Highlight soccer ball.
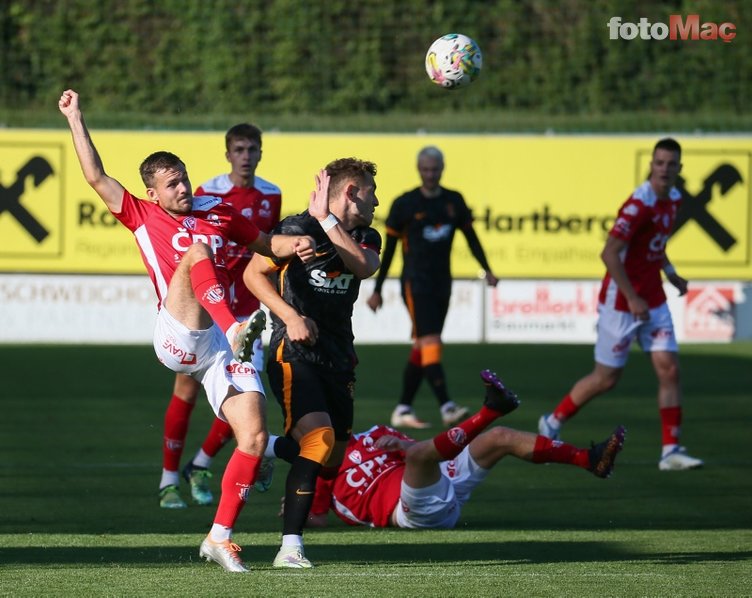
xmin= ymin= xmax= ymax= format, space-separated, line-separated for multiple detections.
xmin=425 ymin=33 xmax=482 ymax=89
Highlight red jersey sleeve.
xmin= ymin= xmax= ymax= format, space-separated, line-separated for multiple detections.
xmin=227 ymin=205 xmax=261 ymax=246
xmin=609 ymin=197 xmax=650 ymax=243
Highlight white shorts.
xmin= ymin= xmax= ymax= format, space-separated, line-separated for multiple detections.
xmin=594 ymin=302 xmax=678 ymax=368
xmin=153 ymin=307 xmax=264 ymax=419
xmin=394 ymin=447 xmax=489 ymax=529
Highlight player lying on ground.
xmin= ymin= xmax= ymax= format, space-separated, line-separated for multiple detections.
xmin=299 ymin=370 xmax=625 ymax=529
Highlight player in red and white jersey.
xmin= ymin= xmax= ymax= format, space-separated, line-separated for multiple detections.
xmin=163 ymin=124 xmax=283 ymax=511
xmin=305 ymin=370 xmax=625 ymax=530
xmin=59 ymin=90 xmax=314 ymax=573
xmin=538 ymin=138 xmax=703 ymax=472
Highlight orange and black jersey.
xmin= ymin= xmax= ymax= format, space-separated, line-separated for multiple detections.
xmin=381 ymin=187 xmax=474 ymax=292
xmin=267 ymin=210 xmax=382 ymax=371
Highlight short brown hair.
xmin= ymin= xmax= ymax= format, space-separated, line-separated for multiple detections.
xmin=225 ymin=123 xmax=263 ymax=150
xmin=139 ymin=151 xmax=186 ymax=187
xmin=325 ymin=157 xmax=377 ymax=199
xmin=653 ymin=137 xmax=681 ymax=157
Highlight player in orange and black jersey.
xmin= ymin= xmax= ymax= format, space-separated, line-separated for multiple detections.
xmin=244 ymin=158 xmax=381 ymax=569
xmin=367 ymin=146 xmax=498 ymax=430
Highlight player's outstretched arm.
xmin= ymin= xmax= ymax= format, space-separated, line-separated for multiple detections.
xmin=58 ymin=89 xmax=125 ymax=214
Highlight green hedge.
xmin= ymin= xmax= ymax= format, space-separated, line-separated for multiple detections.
xmin=1 ymin=0 xmax=749 ymax=117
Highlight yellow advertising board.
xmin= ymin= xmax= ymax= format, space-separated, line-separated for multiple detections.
xmin=0 ymin=130 xmax=749 ymax=279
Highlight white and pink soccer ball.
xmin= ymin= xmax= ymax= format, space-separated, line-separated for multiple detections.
xmin=425 ymin=33 xmax=482 ymax=89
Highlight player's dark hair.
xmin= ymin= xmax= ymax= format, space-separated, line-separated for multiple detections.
xmin=325 ymin=158 xmax=378 ymax=200
xmin=139 ymin=151 xmax=186 ymax=187
xmin=653 ymin=138 xmax=681 ymax=157
xmin=226 ymin=123 xmax=263 ymax=150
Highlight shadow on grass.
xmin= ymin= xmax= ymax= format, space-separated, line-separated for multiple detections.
xmin=1 ymin=542 xmax=750 ymax=566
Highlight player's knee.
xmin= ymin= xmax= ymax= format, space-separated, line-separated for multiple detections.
xmin=298 ymin=427 xmax=335 ymax=465
xmin=184 ymin=242 xmax=214 ymax=263
xmin=486 ymin=425 xmax=514 ymax=447
xmin=420 ymin=342 xmax=442 ymax=366
xmin=234 ymin=427 xmax=268 ymax=457
xmin=596 ymin=369 xmax=621 ymax=393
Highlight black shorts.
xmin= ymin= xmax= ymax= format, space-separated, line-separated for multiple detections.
xmin=266 ymin=358 xmax=354 ymax=440
xmin=402 ymin=283 xmax=451 ymax=338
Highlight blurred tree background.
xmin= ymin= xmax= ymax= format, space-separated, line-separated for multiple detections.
xmin=0 ymin=0 xmax=749 ymax=131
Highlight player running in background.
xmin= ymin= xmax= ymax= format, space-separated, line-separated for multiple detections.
xmin=161 ymin=123 xmax=282 ymax=509
xmin=59 ymin=89 xmax=314 ymax=573
xmin=244 ymin=162 xmax=381 ymax=568
xmin=305 ymin=370 xmax=625 ymax=529
xmin=366 ymin=146 xmax=498 ymax=430
xmin=538 ymin=138 xmax=703 ymax=472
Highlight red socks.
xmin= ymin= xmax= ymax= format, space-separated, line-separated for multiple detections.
xmin=660 ymin=406 xmax=682 ymax=446
xmin=433 ymin=406 xmax=502 ymax=460
xmin=532 ymin=435 xmax=590 ymax=469
xmin=201 ymin=417 xmax=234 ymax=457
xmin=552 ymin=394 xmax=580 ymax=423
xmin=214 ymin=449 xmax=261 ymax=528
xmin=189 ymin=258 xmax=236 ymax=333
xmin=163 ymin=395 xmax=195 ymax=471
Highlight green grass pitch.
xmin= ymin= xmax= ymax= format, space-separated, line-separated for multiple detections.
xmin=1 ymin=342 xmax=750 ymax=596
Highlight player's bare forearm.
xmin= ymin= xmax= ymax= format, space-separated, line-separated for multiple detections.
xmin=325 ymin=229 xmax=380 ymax=279
xmin=269 ymin=234 xmax=316 ymax=262
xmin=58 ymin=90 xmax=124 ymax=213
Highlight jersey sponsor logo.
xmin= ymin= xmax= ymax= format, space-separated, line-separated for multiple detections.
xmin=447 ymin=427 xmax=467 ymax=447
xmin=648 ymin=232 xmax=669 ymax=255
xmin=344 ymin=453 xmax=390 ymax=488
xmin=161 ymin=336 xmax=197 ymax=364
xmin=172 ymin=230 xmax=225 ymax=253
xmin=422 ymin=223 xmax=453 ymax=242
xmin=308 ymin=269 xmax=355 ymax=291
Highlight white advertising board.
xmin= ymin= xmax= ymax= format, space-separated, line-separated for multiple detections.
xmin=0 ymin=275 xmax=745 ymax=344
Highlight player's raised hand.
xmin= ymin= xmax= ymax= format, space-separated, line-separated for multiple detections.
xmin=308 ymin=168 xmax=331 ymax=221
xmin=58 ymin=89 xmax=80 ymax=117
